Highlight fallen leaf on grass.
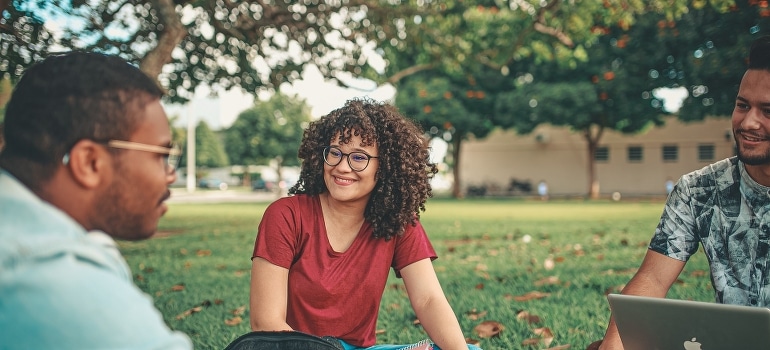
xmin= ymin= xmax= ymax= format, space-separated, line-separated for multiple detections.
xmin=522 ymin=327 xmax=554 ymax=347
xmin=375 ymin=329 xmax=386 ymax=335
xmin=465 ymin=338 xmax=481 ymax=346
xmin=690 ymin=270 xmax=707 ymax=277
xmin=232 ymin=305 xmax=246 ymax=316
xmin=475 ymin=283 xmax=485 ymax=290
xmin=534 ymin=276 xmax=560 ymax=286
xmin=515 ymin=310 xmax=542 ymax=324
xmin=175 ymin=306 xmax=202 ymax=320
xmin=196 ymin=249 xmax=212 ymax=256
xmin=544 ymin=256 xmax=555 ymax=270
xmin=512 ymin=291 xmax=551 ymax=302
xmin=465 ymin=309 xmax=488 ymax=320
xmin=224 ymin=316 xmax=242 ymax=326
xmin=473 ymin=320 xmax=504 ymax=338
xmin=171 ymin=284 xmax=185 ymax=292
xmin=534 ymin=327 xmax=554 ymax=346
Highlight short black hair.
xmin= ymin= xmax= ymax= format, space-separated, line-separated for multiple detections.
xmin=0 ymin=51 xmax=163 ymax=188
xmin=749 ymin=35 xmax=770 ymax=71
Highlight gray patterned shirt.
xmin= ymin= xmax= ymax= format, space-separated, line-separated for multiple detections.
xmin=650 ymin=156 xmax=770 ymax=306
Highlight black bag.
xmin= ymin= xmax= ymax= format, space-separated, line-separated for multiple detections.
xmin=224 ymin=330 xmax=345 ymax=350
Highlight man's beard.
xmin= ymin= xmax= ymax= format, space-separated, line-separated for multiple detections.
xmin=736 ymin=131 xmax=770 ymax=165
xmin=738 ymin=149 xmax=770 ymax=165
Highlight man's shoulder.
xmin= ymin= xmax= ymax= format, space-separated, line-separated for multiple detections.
xmin=0 ymin=170 xmax=85 ymax=243
xmin=676 ymin=157 xmax=740 ymax=205
xmin=680 ymin=157 xmax=739 ymax=185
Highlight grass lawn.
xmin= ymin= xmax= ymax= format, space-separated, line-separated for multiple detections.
xmin=119 ymin=198 xmax=714 ymax=349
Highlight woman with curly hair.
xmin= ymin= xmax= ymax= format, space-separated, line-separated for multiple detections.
xmin=247 ymin=98 xmax=480 ymax=350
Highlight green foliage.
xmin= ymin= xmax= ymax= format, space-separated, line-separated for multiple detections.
xmin=121 ymin=199 xmax=714 ymax=349
xmin=224 ymin=93 xmax=310 ymax=168
xmin=176 ymin=121 xmax=230 ymax=169
xmin=649 ymin=1 xmax=770 ymax=121
xmin=0 ymin=0 xmax=435 ymax=103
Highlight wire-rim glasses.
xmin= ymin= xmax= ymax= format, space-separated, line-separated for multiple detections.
xmin=106 ymin=140 xmax=181 ymax=173
xmin=62 ymin=140 xmax=181 ymax=174
xmin=322 ymin=146 xmax=379 ymax=172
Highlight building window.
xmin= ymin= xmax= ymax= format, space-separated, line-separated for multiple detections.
xmin=662 ymin=145 xmax=678 ymax=162
xmin=628 ymin=146 xmax=643 ymax=162
xmin=698 ymin=144 xmax=715 ymax=162
xmin=594 ymin=146 xmax=609 ymax=162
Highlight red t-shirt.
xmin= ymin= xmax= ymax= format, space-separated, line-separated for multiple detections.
xmin=252 ymin=194 xmax=437 ymax=347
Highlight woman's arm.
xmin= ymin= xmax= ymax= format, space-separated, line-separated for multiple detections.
xmin=249 ymin=257 xmax=293 ymax=331
xmin=401 ymin=258 xmax=469 ymax=350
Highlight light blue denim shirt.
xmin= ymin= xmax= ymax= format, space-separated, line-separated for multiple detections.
xmin=0 ymin=169 xmax=192 ymax=349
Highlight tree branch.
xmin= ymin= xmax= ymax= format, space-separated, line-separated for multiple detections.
xmin=386 ymin=63 xmax=435 ymax=85
xmin=140 ymin=0 xmax=188 ymax=85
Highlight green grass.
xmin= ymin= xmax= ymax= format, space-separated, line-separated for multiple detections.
xmin=119 ymin=198 xmax=713 ymax=350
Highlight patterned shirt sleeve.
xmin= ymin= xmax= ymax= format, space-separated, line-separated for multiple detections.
xmin=649 ymin=176 xmax=701 ymax=261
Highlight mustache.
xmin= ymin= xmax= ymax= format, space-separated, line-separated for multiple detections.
xmin=736 ymin=130 xmax=770 ymax=141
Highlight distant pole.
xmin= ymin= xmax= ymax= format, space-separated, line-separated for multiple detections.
xmin=186 ymin=104 xmax=196 ymax=193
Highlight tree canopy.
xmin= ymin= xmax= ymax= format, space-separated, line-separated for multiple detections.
xmin=177 ymin=120 xmax=229 ymax=169
xmin=224 ymin=93 xmax=310 ymax=184
xmin=0 ymin=0 xmax=434 ymax=102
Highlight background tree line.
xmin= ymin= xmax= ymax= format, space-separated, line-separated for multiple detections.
xmin=0 ymin=0 xmax=767 ymax=197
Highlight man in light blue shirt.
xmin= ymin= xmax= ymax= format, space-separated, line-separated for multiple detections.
xmin=0 ymin=52 xmax=191 ymax=349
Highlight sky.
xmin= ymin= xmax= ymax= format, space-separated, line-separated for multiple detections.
xmin=164 ymin=70 xmax=689 ymax=132
xmin=163 ymin=64 xmax=396 ymax=130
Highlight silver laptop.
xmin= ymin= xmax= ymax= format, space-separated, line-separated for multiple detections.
xmin=607 ymin=294 xmax=770 ymax=350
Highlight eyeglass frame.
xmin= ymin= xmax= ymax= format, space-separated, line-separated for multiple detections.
xmin=322 ymin=146 xmax=379 ymax=172
xmin=62 ymin=139 xmax=182 ymax=173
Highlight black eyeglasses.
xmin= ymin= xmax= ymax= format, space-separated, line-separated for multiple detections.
xmin=62 ymin=140 xmax=182 ymax=174
xmin=322 ymin=146 xmax=379 ymax=172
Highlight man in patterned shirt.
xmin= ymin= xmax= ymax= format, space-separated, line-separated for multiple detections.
xmin=589 ymin=35 xmax=770 ymax=350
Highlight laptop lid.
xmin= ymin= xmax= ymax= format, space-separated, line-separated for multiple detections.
xmin=607 ymin=293 xmax=770 ymax=350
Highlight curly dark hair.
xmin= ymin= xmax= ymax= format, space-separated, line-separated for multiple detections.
xmin=0 ymin=51 xmax=163 ymax=190
xmin=290 ymin=98 xmax=439 ymax=240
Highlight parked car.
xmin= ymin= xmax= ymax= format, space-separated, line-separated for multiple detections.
xmin=251 ymin=178 xmax=276 ymax=192
xmin=198 ymin=178 xmax=228 ymax=190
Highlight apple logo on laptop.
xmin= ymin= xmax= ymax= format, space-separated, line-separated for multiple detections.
xmin=683 ymin=337 xmax=702 ymax=350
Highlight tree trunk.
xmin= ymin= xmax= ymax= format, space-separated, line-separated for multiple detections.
xmin=451 ymin=137 xmax=464 ymax=199
xmin=275 ymin=156 xmax=285 ymax=198
xmin=140 ymin=0 xmax=187 ymax=85
xmin=583 ymin=125 xmax=604 ymax=200
xmin=243 ymin=171 xmax=251 ymax=189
